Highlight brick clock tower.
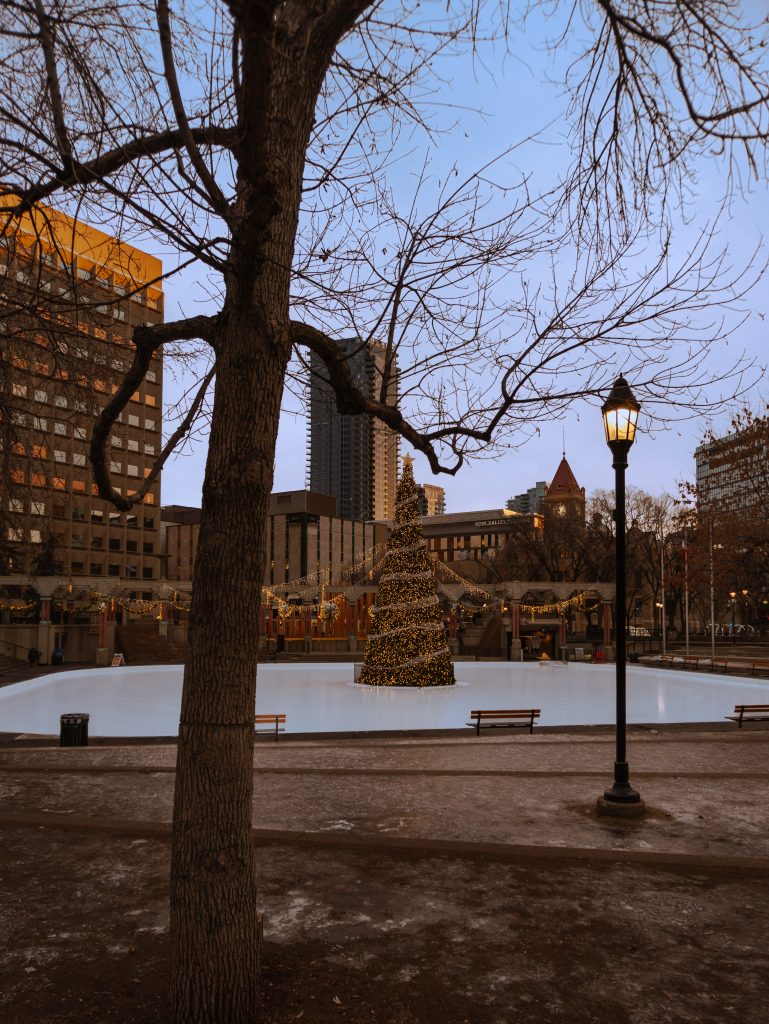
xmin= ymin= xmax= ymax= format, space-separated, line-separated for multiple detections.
xmin=543 ymin=455 xmax=586 ymax=532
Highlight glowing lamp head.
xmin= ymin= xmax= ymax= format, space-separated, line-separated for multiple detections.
xmin=601 ymin=375 xmax=640 ymax=455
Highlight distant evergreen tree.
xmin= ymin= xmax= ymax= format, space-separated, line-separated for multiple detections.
xmin=359 ymin=456 xmax=455 ymax=687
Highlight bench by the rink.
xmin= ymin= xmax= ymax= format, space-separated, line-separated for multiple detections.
xmin=467 ymin=709 xmax=540 ymax=736
xmin=725 ymin=704 xmax=769 ymax=729
xmin=254 ymin=713 xmax=286 ymax=741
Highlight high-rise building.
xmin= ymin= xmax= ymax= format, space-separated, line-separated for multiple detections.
xmin=307 ymin=338 xmax=398 ymax=521
xmin=695 ymin=426 xmax=769 ymax=518
xmin=507 ymin=481 xmax=547 ymax=515
xmin=0 ymin=201 xmax=163 ymax=588
xmin=417 ymin=483 xmax=446 ymax=516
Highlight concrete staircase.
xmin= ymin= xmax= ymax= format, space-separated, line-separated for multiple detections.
xmin=115 ymin=623 xmax=187 ymax=666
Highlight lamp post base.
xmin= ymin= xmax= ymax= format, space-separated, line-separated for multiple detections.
xmin=597 ymin=761 xmax=645 ymax=816
xmin=597 ymin=796 xmax=646 ymax=818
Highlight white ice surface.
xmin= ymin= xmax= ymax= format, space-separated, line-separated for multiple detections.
xmin=1 ymin=662 xmax=767 ymax=736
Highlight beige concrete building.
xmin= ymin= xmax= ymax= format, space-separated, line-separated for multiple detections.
xmin=1 ymin=202 xmax=163 ymax=593
xmin=161 ymin=491 xmax=388 ymax=591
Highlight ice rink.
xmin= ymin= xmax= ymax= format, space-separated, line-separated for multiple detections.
xmin=1 ymin=661 xmax=767 ymax=736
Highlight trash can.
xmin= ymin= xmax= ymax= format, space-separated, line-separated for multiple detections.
xmin=60 ymin=713 xmax=89 ymax=747
xmin=276 ymin=634 xmax=285 ymax=654
xmin=52 ymin=647 xmax=65 ymax=666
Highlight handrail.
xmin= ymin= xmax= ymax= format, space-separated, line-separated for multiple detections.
xmin=0 ymin=637 xmax=30 ymax=660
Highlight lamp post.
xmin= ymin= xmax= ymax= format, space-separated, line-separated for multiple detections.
xmin=597 ymin=375 xmax=645 ymax=816
xmin=730 ymin=590 xmax=737 ymax=644
xmin=741 ymin=589 xmax=749 ymax=634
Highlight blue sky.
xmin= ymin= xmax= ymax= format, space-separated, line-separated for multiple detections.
xmin=160 ymin=3 xmax=769 ymax=512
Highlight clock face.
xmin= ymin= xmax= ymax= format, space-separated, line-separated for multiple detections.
xmin=555 ymin=503 xmax=567 ymax=517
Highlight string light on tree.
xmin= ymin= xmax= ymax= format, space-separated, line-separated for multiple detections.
xmin=359 ymin=455 xmax=455 ymax=688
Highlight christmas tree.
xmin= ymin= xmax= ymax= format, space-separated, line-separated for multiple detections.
xmin=359 ymin=456 xmax=455 ymax=687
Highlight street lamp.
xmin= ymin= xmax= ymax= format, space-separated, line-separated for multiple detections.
xmin=729 ymin=590 xmax=737 ymax=644
xmin=598 ymin=375 xmax=644 ymax=816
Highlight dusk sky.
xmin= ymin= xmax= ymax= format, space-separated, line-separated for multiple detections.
xmin=159 ymin=3 xmax=769 ymax=513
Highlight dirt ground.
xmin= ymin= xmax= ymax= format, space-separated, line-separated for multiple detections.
xmin=2 ymin=826 xmax=769 ymax=1022
xmin=2 ymin=728 xmax=769 ymax=1023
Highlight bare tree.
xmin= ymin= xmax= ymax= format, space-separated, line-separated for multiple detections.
xmin=1 ymin=2 xmax=768 ymax=1021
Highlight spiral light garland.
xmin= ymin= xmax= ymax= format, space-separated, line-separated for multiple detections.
xmin=358 ymin=456 xmax=455 ymax=688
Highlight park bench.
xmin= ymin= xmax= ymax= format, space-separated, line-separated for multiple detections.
xmin=254 ymin=713 xmax=286 ymax=741
xmin=467 ymin=708 xmax=540 ymax=736
xmin=725 ymin=704 xmax=769 ymax=729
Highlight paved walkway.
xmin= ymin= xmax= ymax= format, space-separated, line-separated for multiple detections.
xmin=1 ymin=728 xmax=768 ymax=866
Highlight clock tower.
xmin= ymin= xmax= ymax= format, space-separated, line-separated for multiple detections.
xmin=543 ymin=455 xmax=586 ymax=531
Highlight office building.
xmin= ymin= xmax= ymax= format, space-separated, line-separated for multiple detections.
xmin=507 ymin=481 xmax=546 ymax=515
xmin=162 ymin=491 xmax=389 ymax=590
xmin=0 ymin=201 xmax=163 ymax=589
xmin=695 ymin=425 xmax=769 ymax=518
xmin=418 ymin=483 xmax=446 ymax=516
xmin=307 ymin=337 xmax=399 ymax=521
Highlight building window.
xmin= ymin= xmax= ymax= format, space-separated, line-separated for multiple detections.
xmin=126 ymin=564 xmax=137 ymax=578
xmin=142 ymin=566 xmax=153 ymax=579
xmin=54 ymin=422 xmax=67 ymax=436
xmin=126 ymin=539 xmax=138 ymax=552
xmin=30 ymin=529 xmax=43 ymax=544
xmin=35 ymin=389 xmax=48 ymax=403
xmin=128 ymin=414 xmax=140 ymax=427
xmin=91 ymin=536 xmax=103 ymax=548
xmin=126 ymin=515 xmax=138 ymax=528
xmin=144 ymin=493 xmax=155 ymax=505
xmin=111 ymin=435 xmax=123 ymax=447
xmin=33 ymin=416 xmax=47 ymax=431
xmin=127 ymin=438 xmax=139 ymax=452
xmin=108 ymin=563 xmax=120 ymax=576
xmin=31 ymin=501 xmax=45 ymax=516
xmin=74 ymin=426 xmax=86 ymax=440
xmin=72 ymin=453 xmax=86 ymax=466
xmin=110 ymin=460 xmax=122 ymax=473
xmin=90 ymin=563 xmax=103 ymax=576
xmin=145 ymin=419 xmax=156 ymax=431
xmin=142 ymin=542 xmax=153 ymax=554
xmin=9 ymin=498 xmax=24 ymax=513
xmin=127 ymin=464 xmax=139 ymax=477
xmin=53 ymin=450 xmax=66 ymax=463
xmin=71 ymin=561 xmax=84 ymax=574
xmin=143 ymin=517 xmax=155 ymax=530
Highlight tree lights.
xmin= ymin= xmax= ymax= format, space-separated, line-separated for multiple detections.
xmin=359 ymin=457 xmax=455 ymax=687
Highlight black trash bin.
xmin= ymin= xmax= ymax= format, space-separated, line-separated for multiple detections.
xmin=60 ymin=713 xmax=89 ymax=747
xmin=276 ymin=634 xmax=285 ymax=654
xmin=51 ymin=647 xmax=65 ymax=666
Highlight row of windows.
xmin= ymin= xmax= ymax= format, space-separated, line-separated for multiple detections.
xmin=70 ymin=536 xmax=154 ymax=553
xmin=8 ymin=469 xmax=156 ymax=502
xmin=9 ymin=369 xmax=157 ymax=400
xmin=69 ymin=562 xmax=155 ymax=579
xmin=5 ymin=499 xmax=156 ymax=530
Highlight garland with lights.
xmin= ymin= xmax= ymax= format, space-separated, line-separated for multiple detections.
xmin=359 ymin=456 xmax=455 ymax=687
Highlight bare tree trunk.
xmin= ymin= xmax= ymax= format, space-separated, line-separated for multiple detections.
xmin=169 ymin=304 xmax=287 ymax=1023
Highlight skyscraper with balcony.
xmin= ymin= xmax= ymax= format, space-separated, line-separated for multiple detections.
xmin=307 ymin=337 xmax=399 ymax=521
xmin=0 ymin=201 xmax=163 ymax=590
